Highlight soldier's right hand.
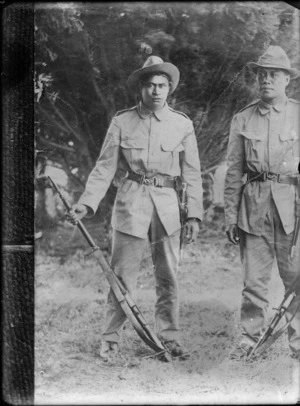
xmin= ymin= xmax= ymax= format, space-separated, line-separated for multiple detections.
xmin=65 ymin=204 xmax=88 ymax=225
xmin=226 ymin=224 xmax=240 ymax=245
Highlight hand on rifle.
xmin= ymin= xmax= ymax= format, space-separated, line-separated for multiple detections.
xmin=65 ymin=204 xmax=88 ymax=225
xmin=185 ymin=218 xmax=199 ymax=244
xmin=226 ymin=224 xmax=240 ymax=245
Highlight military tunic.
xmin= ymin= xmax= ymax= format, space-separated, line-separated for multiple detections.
xmin=79 ymin=102 xmax=203 ymax=237
xmin=225 ymin=98 xmax=299 ymax=235
xmin=224 ymin=97 xmax=300 ymax=351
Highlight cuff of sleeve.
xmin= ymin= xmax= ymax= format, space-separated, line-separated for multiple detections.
xmin=84 ymin=205 xmax=94 ymax=218
xmin=225 ymin=216 xmax=238 ymax=228
xmin=187 ymin=217 xmax=201 ymax=223
xmin=77 ymin=201 xmax=96 ymax=218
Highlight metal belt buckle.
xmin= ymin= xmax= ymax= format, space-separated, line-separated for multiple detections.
xmin=142 ymin=176 xmax=153 ymax=185
xmin=267 ymin=172 xmax=279 ymax=182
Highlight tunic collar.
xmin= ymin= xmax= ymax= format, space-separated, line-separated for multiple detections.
xmin=258 ymin=97 xmax=288 ymax=115
xmin=137 ymin=102 xmax=170 ymax=121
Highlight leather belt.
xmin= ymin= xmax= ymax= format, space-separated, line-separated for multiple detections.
xmin=246 ymin=171 xmax=298 ymax=185
xmin=126 ymin=171 xmax=177 ymax=189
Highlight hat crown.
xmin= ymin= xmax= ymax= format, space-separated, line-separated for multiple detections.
xmin=127 ymin=55 xmax=180 ymax=94
xmin=142 ymin=56 xmax=165 ymax=69
xmin=257 ymin=46 xmax=291 ymax=69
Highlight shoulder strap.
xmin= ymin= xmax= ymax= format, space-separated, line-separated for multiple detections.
xmin=238 ymin=99 xmax=260 ymax=113
xmin=168 ymin=107 xmax=190 ymax=119
xmin=289 ymin=98 xmax=300 ymax=104
xmin=115 ymin=106 xmax=137 ymax=116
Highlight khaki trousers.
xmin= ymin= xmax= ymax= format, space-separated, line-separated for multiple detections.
xmin=102 ymin=207 xmax=181 ymax=343
xmin=239 ymin=199 xmax=300 ymax=352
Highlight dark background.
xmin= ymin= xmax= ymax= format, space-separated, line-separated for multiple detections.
xmin=2 ymin=2 xmax=34 ymax=405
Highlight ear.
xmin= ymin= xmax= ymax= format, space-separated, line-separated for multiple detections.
xmin=285 ymin=74 xmax=291 ymax=86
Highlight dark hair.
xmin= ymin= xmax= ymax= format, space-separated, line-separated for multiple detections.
xmin=139 ymin=71 xmax=172 ymax=86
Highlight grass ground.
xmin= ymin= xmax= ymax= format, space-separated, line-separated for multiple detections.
xmin=35 ymin=215 xmax=300 ymax=404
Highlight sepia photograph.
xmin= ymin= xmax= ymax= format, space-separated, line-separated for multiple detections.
xmin=18 ymin=1 xmax=300 ymax=404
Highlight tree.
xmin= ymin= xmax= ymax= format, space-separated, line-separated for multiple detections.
xmin=34 ymin=2 xmax=300 ymax=221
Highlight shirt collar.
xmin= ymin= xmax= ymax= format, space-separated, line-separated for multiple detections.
xmin=258 ymin=97 xmax=288 ymax=115
xmin=137 ymin=102 xmax=170 ymax=121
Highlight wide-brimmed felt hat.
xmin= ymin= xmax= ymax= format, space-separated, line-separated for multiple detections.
xmin=127 ymin=56 xmax=180 ymax=93
xmin=247 ymin=45 xmax=300 ymax=79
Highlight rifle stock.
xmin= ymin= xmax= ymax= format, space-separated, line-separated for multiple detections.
xmin=48 ymin=176 xmax=171 ymax=361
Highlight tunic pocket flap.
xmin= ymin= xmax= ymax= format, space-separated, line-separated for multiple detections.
xmin=161 ymin=140 xmax=184 ymax=152
xmin=241 ymin=131 xmax=263 ymax=141
xmin=120 ymin=138 xmax=148 ymax=149
xmin=279 ymin=130 xmax=299 ymax=141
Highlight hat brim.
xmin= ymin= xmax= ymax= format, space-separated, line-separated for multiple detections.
xmin=127 ymin=62 xmax=180 ymax=94
xmin=247 ymin=62 xmax=300 ymax=79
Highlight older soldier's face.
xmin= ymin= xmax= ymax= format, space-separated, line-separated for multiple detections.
xmin=141 ymin=75 xmax=170 ymax=111
xmin=257 ymin=68 xmax=290 ymax=104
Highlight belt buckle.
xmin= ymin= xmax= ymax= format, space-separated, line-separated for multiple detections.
xmin=143 ymin=176 xmax=159 ymax=186
xmin=142 ymin=176 xmax=153 ymax=185
xmin=267 ymin=172 xmax=279 ymax=182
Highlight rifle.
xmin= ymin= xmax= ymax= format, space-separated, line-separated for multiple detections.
xmin=290 ymin=176 xmax=300 ymax=258
xmin=176 ymin=178 xmax=188 ymax=260
xmin=48 ymin=176 xmax=172 ymax=362
xmin=248 ymin=274 xmax=300 ymax=359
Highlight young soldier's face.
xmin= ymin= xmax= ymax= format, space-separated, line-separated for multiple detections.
xmin=257 ymin=68 xmax=290 ymax=104
xmin=141 ymin=75 xmax=170 ymax=111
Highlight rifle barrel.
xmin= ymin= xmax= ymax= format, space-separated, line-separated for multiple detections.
xmin=249 ymin=290 xmax=297 ymax=358
xmin=48 ymin=176 xmax=97 ymax=248
xmin=48 ymin=175 xmax=170 ymax=358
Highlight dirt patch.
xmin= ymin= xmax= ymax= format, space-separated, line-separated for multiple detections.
xmin=35 ymin=219 xmax=300 ymax=404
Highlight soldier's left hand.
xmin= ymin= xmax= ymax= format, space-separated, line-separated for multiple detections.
xmin=185 ymin=218 xmax=199 ymax=244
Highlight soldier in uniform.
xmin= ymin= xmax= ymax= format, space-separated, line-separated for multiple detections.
xmin=67 ymin=56 xmax=203 ymax=360
xmin=224 ymin=46 xmax=300 ymax=360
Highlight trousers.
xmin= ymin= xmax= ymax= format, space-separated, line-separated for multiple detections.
xmin=239 ymin=199 xmax=300 ymax=352
xmin=102 ymin=206 xmax=181 ymax=343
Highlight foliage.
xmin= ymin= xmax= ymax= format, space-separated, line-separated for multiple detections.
xmin=34 ymin=2 xmax=300 ymax=216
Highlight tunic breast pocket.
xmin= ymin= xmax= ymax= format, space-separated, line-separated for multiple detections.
xmin=280 ymin=132 xmax=299 ymax=170
xmin=160 ymin=140 xmax=184 ymax=171
xmin=161 ymin=140 xmax=184 ymax=155
xmin=241 ymin=131 xmax=264 ymax=165
xmin=120 ymin=137 xmax=148 ymax=165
